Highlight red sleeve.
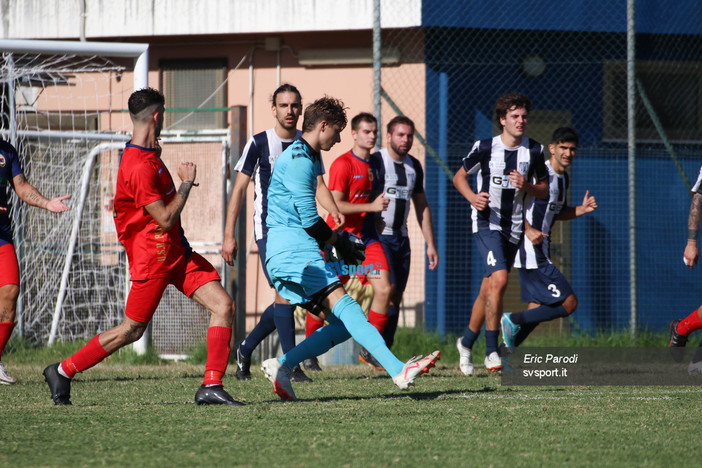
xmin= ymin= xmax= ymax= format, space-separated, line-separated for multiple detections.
xmin=131 ymin=160 xmax=164 ymax=208
xmin=327 ymin=156 xmax=350 ymax=194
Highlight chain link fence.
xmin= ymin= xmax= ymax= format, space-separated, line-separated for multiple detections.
xmin=377 ymin=0 xmax=702 ymax=336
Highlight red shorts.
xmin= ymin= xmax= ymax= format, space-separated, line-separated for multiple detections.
xmin=340 ymin=241 xmax=389 ymax=286
xmin=0 ymin=243 xmax=19 ymax=287
xmin=124 ymin=252 xmax=221 ymax=323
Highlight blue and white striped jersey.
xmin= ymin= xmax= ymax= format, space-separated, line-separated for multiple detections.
xmin=371 ymin=148 xmax=425 ymax=237
xmin=461 ymin=135 xmax=547 ymax=244
xmin=234 ymin=128 xmax=324 ymax=240
xmin=514 ymin=160 xmax=569 ymax=269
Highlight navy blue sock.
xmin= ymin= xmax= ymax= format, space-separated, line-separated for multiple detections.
xmin=512 ymin=305 xmax=568 ymax=325
xmin=485 ymin=330 xmax=499 ymax=355
xmin=273 ymin=303 xmax=296 ymax=354
xmin=514 ymin=323 xmax=539 ymax=347
xmin=239 ymin=303 xmax=276 ymax=357
xmin=461 ymin=327 xmax=480 ymax=349
xmin=382 ymin=305 xmax=400 ymax=348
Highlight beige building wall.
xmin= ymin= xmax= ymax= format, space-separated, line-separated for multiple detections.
xmin=9 ymin=28 xmax=430 ymax=332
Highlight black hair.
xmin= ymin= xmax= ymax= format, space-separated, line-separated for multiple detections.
xmin=551 ymin=127 xmax=579 ymax=145
xmin=128 ymin=87 xmax=165 ymax=118
xmin=386 ymin=115 xmax=415 ymax=134
xmin=351 ymin=112 xmax=377 ymax=131
xmin=272 ymin=83 xmax=302 ymax=106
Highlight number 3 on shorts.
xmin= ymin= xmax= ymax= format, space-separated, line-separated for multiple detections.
xmin=548 ymin=283 xmax=561 ymax=298
xmin=487 ymin=250 xmax=496 ymax=267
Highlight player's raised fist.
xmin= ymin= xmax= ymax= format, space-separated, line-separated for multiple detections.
xmin=177 ymin=162 xmax=197 ymax=184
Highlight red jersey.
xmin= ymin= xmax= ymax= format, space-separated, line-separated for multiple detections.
xmin=326 ymin=150 xmax=374 ymax=237
xmin=114 ymin=143 xmax=191 ymax=280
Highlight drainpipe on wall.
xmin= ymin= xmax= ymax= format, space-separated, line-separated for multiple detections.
xmin=79 ymin=0 xmax=86 ymax=41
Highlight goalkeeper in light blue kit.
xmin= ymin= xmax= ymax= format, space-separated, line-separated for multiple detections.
xmin=261 ymin=96 xmax=439 ymax=400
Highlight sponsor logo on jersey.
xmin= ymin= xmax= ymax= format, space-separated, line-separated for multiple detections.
xmin=0 ymin=155 xmax=5 ymax=167
xmin=385 ymin=186 xmax=412 ymax=199
xmin=352 ymin=190 xmax=371 ymax=200
xmin=490 ymin=175 xmax=514 ymax=189
xmin=489 ymin=161 xmax=506 ymax=170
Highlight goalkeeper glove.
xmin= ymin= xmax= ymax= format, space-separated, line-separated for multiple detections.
xmin=333 ymin=232 xmax=366 ymax=266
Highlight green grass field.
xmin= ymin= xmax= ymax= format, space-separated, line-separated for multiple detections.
xmin=2 ymin=330 xmax=702 ymax=467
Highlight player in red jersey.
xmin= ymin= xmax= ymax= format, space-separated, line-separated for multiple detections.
xmin=0 ymin=138 xmax=70 ymax=385
xmin=670 ymin=164 xmax=702 ymax=373
xmin=316 ymin=112 xmax=392 ymax=370
xmin=43 ymin=88 xmax=243 ymax=406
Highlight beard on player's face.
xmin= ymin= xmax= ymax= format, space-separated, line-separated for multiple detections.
xmin=277 ymin=112 xmax=299 ymax=130
xmin=390 ymin=142 xmax=406 ymax=156
xmin=390 ymin=136 xmax=412 ymax=157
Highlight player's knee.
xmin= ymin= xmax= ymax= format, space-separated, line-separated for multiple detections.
xmin=116 ymin=322 xmax=147 ymax=345
xmin=212 ymin=294 xmax=234 ymax=321
xmin=563 ymin=294 xmax=578 ymax=314
xmin=373 ymin=280 xmax=392 ymax=300
xmin=0 ymin=284 xmax=20 ymax=303
xmin=488 ymin=273 xmax=508 ymax=293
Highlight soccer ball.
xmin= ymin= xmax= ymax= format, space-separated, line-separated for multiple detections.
xmin=323 ymin=232 xmax=364 ymax=265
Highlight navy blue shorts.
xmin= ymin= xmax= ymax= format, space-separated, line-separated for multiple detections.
xmin=518 ymin=264 xmax=574 ymax=306
xmin=474 ymin=230 xmax=519 ymax=277
xmin=256 ymin=238 xmax=274 ymax=288
xmin=379 ymin=234 xmax=411 ymax=293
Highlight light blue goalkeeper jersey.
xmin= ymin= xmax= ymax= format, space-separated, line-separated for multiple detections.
xmin=266 ymin=138 xmax=324 ymax=259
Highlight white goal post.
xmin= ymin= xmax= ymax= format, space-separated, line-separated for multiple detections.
xmin=0 ymin=39 xmax=150 ymax=352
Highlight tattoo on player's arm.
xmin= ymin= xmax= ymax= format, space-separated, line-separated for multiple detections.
xmin=688 ymin=193 xmax=702 ymax=240
xmin=27 ymin=190 xmax=40 ymax=205
xmin=124 ymin=324 xmax=145 ymax=342
xmin=13 ymin=175 xmax=48 ymax=208
xmin=178 ymin=181 xmax=193 ymax=203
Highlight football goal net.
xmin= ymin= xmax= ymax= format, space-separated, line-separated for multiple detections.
xmin=0 ymin=40 xmax=228 ymax=358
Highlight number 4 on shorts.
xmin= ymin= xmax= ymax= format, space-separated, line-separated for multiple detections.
xmin=487 ymin=251 xmax=496 ymax=267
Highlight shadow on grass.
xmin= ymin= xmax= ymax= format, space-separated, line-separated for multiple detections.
xmin=258 ymin=387 xmax=482 ymax=404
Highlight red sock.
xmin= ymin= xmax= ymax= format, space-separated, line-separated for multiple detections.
xmin=61 ymin=335 xmax=110 ymax=378
xmin=305 ymin=312 xmax=323 ymax=338
xmin=368 ymin=310 xmax=389 ymax=334
xmin=0 ymin=322 xmax=16 ymax=359
xmin=203 ymin=326 xmax=231 ymax=386
xmin=677 ymin=309 xmax=702 ymax=335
